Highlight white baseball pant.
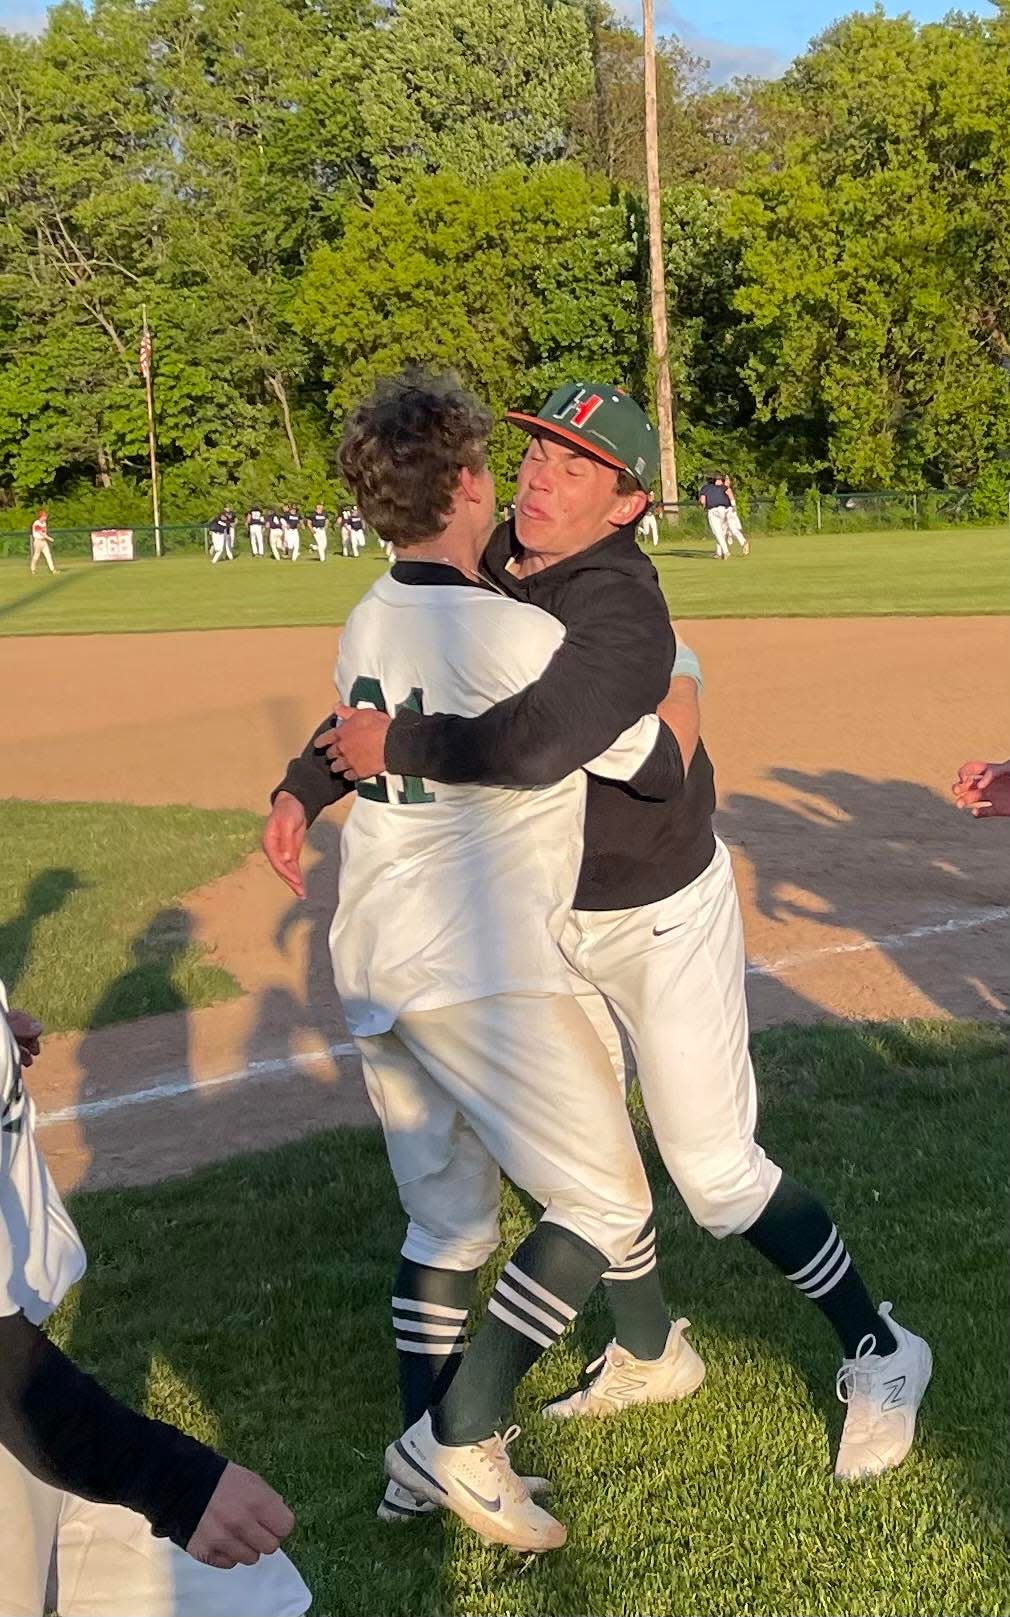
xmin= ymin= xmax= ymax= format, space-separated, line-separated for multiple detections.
xmin=726 ymin=507 xmax=748 ymax=550
xmin=706 ymin=507 xmax=731 ymax=558
xmin=248 ymin=523 xmax=264 ymax=556
xmin=0 ymin=1440 xmax=310 ymax=1617
xmin=563 ymin=839 xmax=781 ymax=1239
xmin=286 ymin=529 xmax=300 ymax=561
xmin=312 ymin=526 xmax=328 ymax=560
xmin=355 ymin=992 xmax=653 ymax=1273
xmin=639 ymin=513 xmax=659 ymax=547
xmin=209 ymin=531 xmax=226 ymax=564
xmin=269 ymin=528 xmax=285 ymax=560
xmin=30 ymin=539 xmax=55 ymax=575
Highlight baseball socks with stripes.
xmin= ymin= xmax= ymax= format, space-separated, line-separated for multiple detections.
xmin=743 ymin=1175 xmax=898 ymax=1358
xmin=601 ymin=1217 xmax=672 ymax=1360
xmin=431 ymin=1220 xmax=607 ymax=1445
xmin=391 ymin=1257 xmax=477 ymax=1427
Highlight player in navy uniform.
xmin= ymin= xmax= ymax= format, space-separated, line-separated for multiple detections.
xmin=309 ymin=503 xmax=329 ymax=561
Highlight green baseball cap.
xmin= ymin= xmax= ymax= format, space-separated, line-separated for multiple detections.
xmin=506 ymin=382 xmax=659 ymax=491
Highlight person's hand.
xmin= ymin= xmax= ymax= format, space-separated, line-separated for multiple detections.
xmin=261 ymin=791 xmax=308 ymax=898
xmin=5 ymin=1009 xmax=42 ymax=1068
xmin=186 ymin=1462 xmax=294 ymax=1569
xmin=953 ymin=759 xmax=1010 ymax=817
xmin=320 ymin=705 xmax=392 ymax=781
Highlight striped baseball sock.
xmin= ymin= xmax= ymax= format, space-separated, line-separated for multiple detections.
xmin=432 ymin=1220 xmax=607 ymax=1445
xmin=602 ymin=1216 xmax=671 ymax=1360
xmin=392 ymin=1258 xmax=479 ymax=1427
xmin=743 ymin=1176 xmax=897 ymax=1358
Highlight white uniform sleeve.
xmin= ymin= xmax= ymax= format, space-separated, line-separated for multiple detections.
xmin=584 ymin=714 xmax=663 ymax=781
xmin=0 ymin=982 xmax=86 ymax=1323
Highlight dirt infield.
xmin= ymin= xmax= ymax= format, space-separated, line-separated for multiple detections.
xmin=3 ymin=615 xmax=1009 ymax=1194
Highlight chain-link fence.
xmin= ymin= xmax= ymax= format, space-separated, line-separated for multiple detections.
xmin=1 ymin=487 xmax=1006 ymax=559
xmin=657 ymin=487 xmax=1001 ymax=537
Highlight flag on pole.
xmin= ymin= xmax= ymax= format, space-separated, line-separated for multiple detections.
xmin=138 ymin=319 xmax=152 ymax=380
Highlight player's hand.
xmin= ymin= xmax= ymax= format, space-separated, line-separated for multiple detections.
xmin=953 ymin=759 xmax=1010 ymax=817
xmin=321 ymin=705 xmax=392 ymax=781
xmin=262 ymin=792 xmax=308 ymax=898
xmin=186 ymin=1462 xmax=294 ymax=1569
xmin=5 ymin=1008 xmax=42 ymax=1068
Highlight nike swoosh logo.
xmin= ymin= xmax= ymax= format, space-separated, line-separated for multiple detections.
xmin=459 ymin=1480 xmax=502 ymax=1512
xmin=652 ymin=923 xmax=682 ymax=937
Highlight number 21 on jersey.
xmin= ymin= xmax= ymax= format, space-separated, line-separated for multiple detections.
xmin=346 ymin=676 xmax=436 ymax=803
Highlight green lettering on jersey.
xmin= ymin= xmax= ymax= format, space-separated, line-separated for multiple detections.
xmin=346 ymin=677 xmax=436 ymax=805
xmin=346 ymin=675 xmax=389 ymax=802
xmin=394 ymin=688 xmax=436 ymax=804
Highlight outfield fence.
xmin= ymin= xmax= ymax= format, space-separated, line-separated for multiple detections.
xmin=1 ymin=488 xmax=1007 ymax=558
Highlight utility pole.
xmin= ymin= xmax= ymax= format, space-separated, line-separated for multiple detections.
xmin=138 ymin=305 xmax=162 ymax=557
xmin=643 ymin=0 xmax=679 ymax=511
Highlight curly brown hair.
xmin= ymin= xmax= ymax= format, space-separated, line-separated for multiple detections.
xmin=339 ymin=369 xmax=493 ymax=546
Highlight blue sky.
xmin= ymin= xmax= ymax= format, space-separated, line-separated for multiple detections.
xmin=623 ymin=1 xmax=984 ymax=81
xmin=0 ymin=0 xmax=989 ymax=82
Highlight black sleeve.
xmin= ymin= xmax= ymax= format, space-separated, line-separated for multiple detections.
xmin=271 ymin=713 xmax=355 ymax=824
xmin=385 ymin=573 xmax=676 ymax=789
xmin=0 ymin=1310 xmax=227 ymax=1549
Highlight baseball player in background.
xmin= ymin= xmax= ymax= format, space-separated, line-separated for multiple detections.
xmin=265 ymin=371 xmax=686 ymax=1553
xmin=309 ymin=504 xmax=329 ymax=561
xmin=247 ymin=506 xmax=266 ymax=557
xmin=0 ymin=983 xmax=309 ymax=1616
xmin=313 ymin=381 xmax=932 ymax=1486
xmin=698 ymin=473 xmax=732 ymax=559
xmin=282 ymin=505 xmax=301 ymax=561
xmin=637 ymin=500 xmax=659 ymax=548
xmin=224 ymin=508 xmax=237 ymax=561
xmin=721 ymin=474 xmax=750 ymax=554
xmin=267 ymin=510 xmax=285 ymax=561
xmin=29 ymin=510 xmax=56 ymax=576
xmin=207 ymin=510 xmax=230 ymax=564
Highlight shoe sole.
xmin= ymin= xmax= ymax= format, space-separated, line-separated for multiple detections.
xmin=543 ymin=1357 xmax=707 ymax=1420
xmin=834 ymin=1341 xmax=933 ymax=1480
xmin=385 ymin=1442 xmax=566 ymax=1552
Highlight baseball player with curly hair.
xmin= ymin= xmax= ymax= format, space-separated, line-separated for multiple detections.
xmin=273 ymin=381 xmax=931 ymax=1493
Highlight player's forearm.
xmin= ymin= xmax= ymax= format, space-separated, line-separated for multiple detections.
xmin=386 ymin=601 xmax=675 ymax=789
xmin=658 ymin=676 xmax=701 ymax=774
xmin=272 ymin=714 xmax=355 ymax=823
xmin=0 ymin=1310 xmax=226 ymax=1548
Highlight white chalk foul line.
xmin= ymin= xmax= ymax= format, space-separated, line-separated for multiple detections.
xmin=746 ymin=905 xmax=1010 ymax=978
xmin=37 ymin=906 xmax=1010 ymax=1129
xmin=36 ymin=1040 xmax=359 ymax=1129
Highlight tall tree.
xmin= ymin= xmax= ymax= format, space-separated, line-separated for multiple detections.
xmin=293 ymin=165 xmax=643 ymax=482
xmin=727 ymin=9 xmax=1010 ymax=487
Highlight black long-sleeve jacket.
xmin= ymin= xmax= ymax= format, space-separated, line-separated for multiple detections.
xmin=276 ymin=520 xmax=716 ymax=909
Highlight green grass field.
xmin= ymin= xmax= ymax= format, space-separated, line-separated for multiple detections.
xmin=53 ymin=1019 xmax=1008 ymax=1617
xmin=1 ymin=800 xmax=260 ymax=1030
xmin=2 ymin=528 xmax=1008 ymax=636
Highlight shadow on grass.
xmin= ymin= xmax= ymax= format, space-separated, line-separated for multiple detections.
xmin=0 ymin=867 xmax=82 ymax=999
xmin=60 ymin=1019 xmax=1008 ymax=1617
xmin=0 ymin=564 xmax=88 ymax=625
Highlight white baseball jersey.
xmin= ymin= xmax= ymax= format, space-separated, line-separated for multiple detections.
xmin=0 ymin=982 xmax=85 ymax=1325
xmin=329 ymin=573 xmax=661 ymax=1036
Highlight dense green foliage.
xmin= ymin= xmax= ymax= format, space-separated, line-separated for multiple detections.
xmin=0 ymin=0 xmax=1007 ymax=527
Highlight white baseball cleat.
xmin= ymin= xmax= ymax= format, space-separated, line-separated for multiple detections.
xmin=541 ymin=1318 xmax=705 ymax=1419
xmin=834 ymin=1303 xmax=932 ymax=1480
xmin=385 ymin=1413 xmax=566 ymax=1551
xmin=377 ymin=1480 xmax=437 ymax=1522
xmin=377 ymin=1470 xmax=551 ymax=1523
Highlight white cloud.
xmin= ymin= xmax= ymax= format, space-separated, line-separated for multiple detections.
xmin=613 ymin=2 xmax=789 ymax=84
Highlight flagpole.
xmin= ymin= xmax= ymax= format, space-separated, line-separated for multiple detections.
xmin=140 ymin=305 xmax=162 ymax=557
